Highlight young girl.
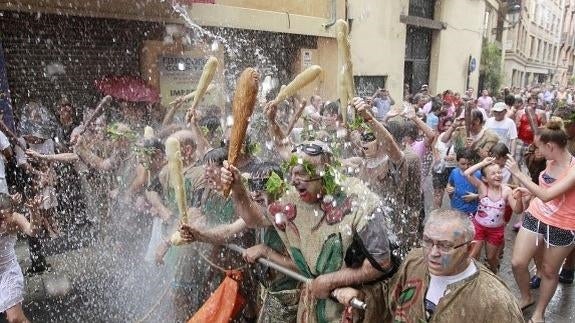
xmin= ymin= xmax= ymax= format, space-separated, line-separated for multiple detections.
xmin=1 ymin=193 xmax=41 ymax=323
xmin=464 ymin=157 xmax=524 ymax=273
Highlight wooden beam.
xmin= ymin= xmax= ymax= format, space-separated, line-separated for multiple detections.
xmin=0 ymin=1 xmax=338 ymax=38
xmin=182 ymin=4 xmax=337 ymax=38
xmin=400 ymin=14 xmax=446 ymax=30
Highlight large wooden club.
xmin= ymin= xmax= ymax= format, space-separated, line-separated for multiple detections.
xmin=222 ymin=68 xmax=260 ymax=197
xmin=336 ymin=19 xmax=355 ymax=124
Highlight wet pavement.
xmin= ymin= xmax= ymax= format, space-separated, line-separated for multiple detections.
xmin=2 ymin=223 xmax=173 ymax=323
xmin=500 ymin=214 xmax=575 ymax=323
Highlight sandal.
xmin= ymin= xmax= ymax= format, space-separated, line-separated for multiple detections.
xmin=521 ymin=301 xmax=535 ymax=311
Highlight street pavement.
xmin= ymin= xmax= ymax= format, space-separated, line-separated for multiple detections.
xmin=500 ymin=214 xmax=575 ymax=323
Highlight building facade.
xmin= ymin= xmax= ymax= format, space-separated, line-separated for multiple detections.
xmin=504 ymin=0 xmax=564 ymax=87
xmin=0 ymin=0 xmax=529 ymax=112
xmin=0 ymin=0 xmax=345 ymax=111
xmin=349 ymin=0 xmax=499 ymax=100
xmin=557 ymin=0 xmax=575 ymax=86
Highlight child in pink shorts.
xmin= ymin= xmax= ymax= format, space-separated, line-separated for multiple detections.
xmin=464 ymin=157 xmax=525 ymax=273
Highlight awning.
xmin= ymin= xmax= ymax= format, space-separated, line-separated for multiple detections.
xmin=0 ymin=0 xmax=180 ymax=23
xmin=0 ymin=0 xmax=340 ymax=37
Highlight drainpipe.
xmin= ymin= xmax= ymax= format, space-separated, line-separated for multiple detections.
xmin=322 ymin=0 xmax=338 ymax=29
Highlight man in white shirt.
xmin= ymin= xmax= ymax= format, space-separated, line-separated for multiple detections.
xmin=485 ymin=102 xmax=518 ymax=155
xmin=371 ymin=88 xmax=395 ymax=121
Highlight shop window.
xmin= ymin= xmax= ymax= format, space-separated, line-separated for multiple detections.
xmin=354 ymin=76 xmax=387 ymax=98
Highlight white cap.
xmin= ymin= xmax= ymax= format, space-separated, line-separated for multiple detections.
xmin=492 ymin=102 xmax=507 ymax=112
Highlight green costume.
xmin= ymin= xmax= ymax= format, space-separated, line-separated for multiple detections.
xmin=165 ymin=165 xmax=239 ymax=313
xmin=256 ymin=228 xmax=300 ymax=323
xmin=268 ymin=176 xmax=390 ymax=323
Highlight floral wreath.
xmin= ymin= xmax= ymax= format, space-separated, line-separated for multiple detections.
xmin=106 ymin=123 xmax=137 ymax=141
xmin=347 ymin=114 xmax=372 ymax=132
xmin=282 ymin=154 xmax=343 ymax=196
xmin=264 ymin=171 xmax=286 ymax=201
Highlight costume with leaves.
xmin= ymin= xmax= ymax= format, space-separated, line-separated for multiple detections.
xmin=267 ymin=172 xmax=391 ymax=323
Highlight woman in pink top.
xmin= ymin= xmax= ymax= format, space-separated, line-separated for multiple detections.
xmin=506 ymin=118 xmax=575 ymax=323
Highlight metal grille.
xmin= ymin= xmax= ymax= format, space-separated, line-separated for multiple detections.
xmin=409 ymin=0 xmax=436 ymax=19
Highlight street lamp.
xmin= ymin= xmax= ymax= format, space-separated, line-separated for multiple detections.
xmin=505 ymin=2 xmax=521 ymax=29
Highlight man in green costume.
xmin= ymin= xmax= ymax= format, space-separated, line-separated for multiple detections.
xmin=221 ymin=140 xmax=396 ymax=323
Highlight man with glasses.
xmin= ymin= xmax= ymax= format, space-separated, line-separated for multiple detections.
xmin=221 ymin=139 xmax=396 ymax=323
xmin=332 ymin=209 xmax=524 ymax=322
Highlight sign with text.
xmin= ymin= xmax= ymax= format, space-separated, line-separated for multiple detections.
xmin=302 ymin=49 xmax=313 ymax=68
xmin=158 ymin=53 xmax=223 ymax=123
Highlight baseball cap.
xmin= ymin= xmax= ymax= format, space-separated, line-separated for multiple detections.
xmin=492 ymin=102 xmax=507 ymax=112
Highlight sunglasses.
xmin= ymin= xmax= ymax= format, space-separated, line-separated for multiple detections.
xmin=361 ymin=132 xmax=376 ymax=142
xmin=292 ymin=143 xmax=325 ymax=156
xmin=248 ymin=177 xmax=269 ymax=192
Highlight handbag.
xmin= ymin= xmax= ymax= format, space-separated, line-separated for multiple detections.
xmin=433 ymin=144 xmax=452 ymax=173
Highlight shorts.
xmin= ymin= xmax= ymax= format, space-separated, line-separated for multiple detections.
xmin=0 ymin=259 xmax=25 ymax=313
xmin=473 ymin=221 xmax=505 ymax=246
xmin=432 ymin=167 xmax=454 ymax=189
xmin=514 ymin=139 xmax=529 ymax=166
xmin=522 ymin=212 xmax=575 ymax=247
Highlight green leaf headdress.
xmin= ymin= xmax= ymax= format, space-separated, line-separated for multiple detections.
xmin=282 ymin=150 xmax=343 ymax=196
xmin=106 ymin=123 xmax=137 ymax=141
xmin=265 ymin=171 xmax=286 ymax=201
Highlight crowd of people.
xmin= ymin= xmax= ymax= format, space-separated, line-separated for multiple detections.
xmin=0 ymin=81 xmax=574 ymax=323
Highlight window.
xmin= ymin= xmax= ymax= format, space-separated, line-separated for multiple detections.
xmin=354 ymin=76 xmax=387 ymax=98
xmin=554 ymin=46 xmax=557 ymax=62
xmin=484 ymin=11 xmax=490 ymax=37
xmin=537 ymin=39 xmax=542 ymax=60
xmin=409 ymin=0 xmax=436 ymax=19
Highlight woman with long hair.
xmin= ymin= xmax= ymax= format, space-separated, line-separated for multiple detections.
xmin=507 ymin=118 xmax=575 ymax=323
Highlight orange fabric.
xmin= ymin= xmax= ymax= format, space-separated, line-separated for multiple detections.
xmin=187 ymin=270 xmax=245 ymax=323
xmin=527 ymin=160 xmax=575 ymax=230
